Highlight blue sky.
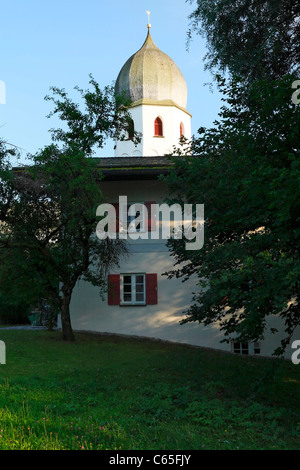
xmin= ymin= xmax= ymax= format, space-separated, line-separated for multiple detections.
xmin=1 ymin=0 xmax=222 ymax=164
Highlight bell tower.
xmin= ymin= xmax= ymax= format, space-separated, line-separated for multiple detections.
xmin=114 ymin=16 xmax=191 ymax=157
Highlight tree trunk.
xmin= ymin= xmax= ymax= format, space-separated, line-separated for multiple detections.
xmin=61 ymin=287 xmax=75 ymax=341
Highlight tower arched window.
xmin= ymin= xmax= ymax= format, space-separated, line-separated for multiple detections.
xmin=154 ymin=117 xmax=163 ymax=137
xmin=127 ymin=118 xmax=134 ymax=140
xmin=180 ymin=122 xmax=184 ymax=138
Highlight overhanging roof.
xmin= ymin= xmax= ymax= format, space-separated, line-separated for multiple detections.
xmin=12 ymin=156 xmax=175 ymax=182
xmin=95 ymin=156 xmax=173 ymax=181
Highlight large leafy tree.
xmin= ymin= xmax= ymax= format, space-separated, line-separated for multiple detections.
xmin=0 ymin=77 xmax=138 ymax=341
xmin=164 ymin=75 xmax=300 ymax=355
xmin=187 ymin=0 xmax=300 ymax=85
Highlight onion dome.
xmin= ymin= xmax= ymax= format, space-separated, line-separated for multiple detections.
xmin=115 ymin=27 xmax=188 ymax=111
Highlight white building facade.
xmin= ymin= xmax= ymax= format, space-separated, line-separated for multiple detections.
xmin=68 ymin=26 xmax=298 ymax=360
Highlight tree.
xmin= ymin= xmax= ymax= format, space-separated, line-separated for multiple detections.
xmin=44 ymin=75 xmax=140 ymax=155
xmin=0 ymin=77 xmax=138 ymax=341
xmin=187 ymin=0 xmax=300 ymax=85
xmin=0 ymin=138 xmax=20 ymax=220
xmin=164 ymin=75 xmax=300 ymax=355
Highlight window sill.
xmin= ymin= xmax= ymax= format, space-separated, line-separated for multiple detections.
xmin=120 ymin=302 xmax=146 ymax=307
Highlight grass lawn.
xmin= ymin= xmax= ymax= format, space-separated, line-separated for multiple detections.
xmin=0 ymin=328 xmax=299 ymax=450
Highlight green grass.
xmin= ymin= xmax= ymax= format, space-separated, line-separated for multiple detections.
xmin=0 ymin=329 xmax=299 ymax=450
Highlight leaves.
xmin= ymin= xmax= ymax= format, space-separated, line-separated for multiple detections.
xmin=0 ymin=77 xmax=131 ymax=340
xmin=187 ymin=0 xmax=300 ymax=86
xmin=44 ymin=74 xmax=141 ymax=156
xmin=164 ymin=75 xmax=300 ymax=355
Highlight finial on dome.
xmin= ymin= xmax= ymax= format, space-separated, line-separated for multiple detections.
xmin=146 ymin=10 xmax=151 ymax=29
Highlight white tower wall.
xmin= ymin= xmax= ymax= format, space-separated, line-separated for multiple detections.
xmin=115 ymin=104 xmax=191 ymax=157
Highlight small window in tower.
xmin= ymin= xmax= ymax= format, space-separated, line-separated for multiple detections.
xmin=180 ymin=122 xmax=184 ymax=138
xmin=154 ymin=117 xmax=163 ymax=137
xmin=127 ymin=119 xmax=134 ymax=140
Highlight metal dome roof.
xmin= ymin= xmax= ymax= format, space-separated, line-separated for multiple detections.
xmin=115 ymin=28 xmax=188 ymax=111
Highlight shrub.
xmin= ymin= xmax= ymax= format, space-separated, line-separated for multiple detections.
xmin=0 ymin=293 xmax=30 ymax=325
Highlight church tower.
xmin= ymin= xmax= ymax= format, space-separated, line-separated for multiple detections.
xmin=114 ymin=20 xmax=191 ymax=157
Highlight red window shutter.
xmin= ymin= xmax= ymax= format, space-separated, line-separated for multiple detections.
xmin=146 ymin=273 xmax=158 ymax=304
xmin=144 ymin=201 xmax=156 ymax=232
xmin=108 ymin=274 xmax=120 ymax=305
xmin=111 ymin=203 xmax=119 ymax=233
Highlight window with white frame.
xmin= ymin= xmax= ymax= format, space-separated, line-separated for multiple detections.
xmin=233 ymin=342 xmax=249 ymax=355
xmin=108 ymin=273 xmax=157 ymax=306
xmin=232 ymin=341 xmax=261 ymax=355
xmin=120 ymin=202 xmax=145 ymax=233
xmin=121 ymin=274 xmax=146 ymax=305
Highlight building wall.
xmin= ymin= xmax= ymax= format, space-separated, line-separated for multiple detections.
xmin=114 ymin=104 xmax=191 ymax=157
xmin=68 ymin=178 xmax=299 ymax=360
xmin=114 ymin=106 xmax=143 ymax=157
xmin=70 ymin=249 xmax=229 ymax=348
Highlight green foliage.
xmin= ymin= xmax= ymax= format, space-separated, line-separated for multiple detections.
xmin=0 ymin=139 xmax=20 ymax=221
xmin=187 ymin=0 xmax=300 ymax=85
xmin=0 ymin=293 xmax=30 ymax=325
xmin=44 ymin=75 xmax=141 ymax=156
xmin=164 ymin=75 xmax=300 ymax=355
xmin=0 ymin=78 xmax=133 ymax=340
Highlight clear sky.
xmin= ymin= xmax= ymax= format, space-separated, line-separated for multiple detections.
xmin=1 ymin=0 xmax=222 ymax=164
